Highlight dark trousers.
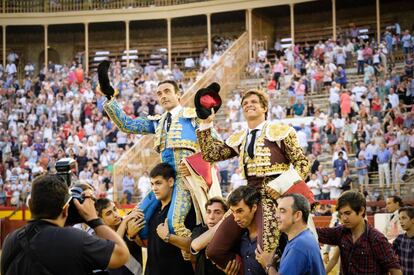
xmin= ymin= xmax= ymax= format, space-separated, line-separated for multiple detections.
xmin=357 ymin=60 xmax=365 ymax=74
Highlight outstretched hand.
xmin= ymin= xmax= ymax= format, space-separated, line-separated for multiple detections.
xmin=98 ymin=60 xmax=115 ymax=99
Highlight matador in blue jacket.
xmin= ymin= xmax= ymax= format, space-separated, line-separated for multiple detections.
xmin=97 ymin=61 xmax=221 ymax=243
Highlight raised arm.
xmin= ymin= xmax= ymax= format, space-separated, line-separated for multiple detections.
xmin=98 ymin=60 xmax=156 ymax=135
xmin=196 ymin=128 xmax=238 ymax=162
xmin=104 ymin=99 xmax=156 ymax=135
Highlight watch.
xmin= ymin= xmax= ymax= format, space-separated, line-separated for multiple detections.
xmin=86 ymin=218 xmax=104 ymax=229
xmin=265 ymin=264 xmax=273 ymax=275
xmin=163 ymin=233 xmax=171 ymax=243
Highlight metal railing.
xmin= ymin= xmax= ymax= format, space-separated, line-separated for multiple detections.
xmin=112 ymin=135 xmax=159 ymax=202
xmin=112 ymin=32 xmax=249 ymax=202
xmin=2 ymin=0 xmax=210 ymax=13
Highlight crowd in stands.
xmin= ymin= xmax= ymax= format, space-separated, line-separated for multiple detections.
xmin=0 ymin=22 xmax=413 ymax=209
xmin=0 ymin=17 xmax=414 ymax=275
xmin=241 ymin=24 xmax=414 ymax=205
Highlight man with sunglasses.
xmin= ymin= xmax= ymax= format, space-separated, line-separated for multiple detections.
xmin=1 ymin=174 xmax=130 ymax=275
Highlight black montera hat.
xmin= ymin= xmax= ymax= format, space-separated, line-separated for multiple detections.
xmin=194 ymin=82 xmax=222 ymax=119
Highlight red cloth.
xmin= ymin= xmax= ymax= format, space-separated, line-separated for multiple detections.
xmin=285 ymin=180 xmax=315 ymax=204
xmin=185 ymin=153 xmax=212 ymax=188
xmin=200 ymin=94 xmax=220 ymax=109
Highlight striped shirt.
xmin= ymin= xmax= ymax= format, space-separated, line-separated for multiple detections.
xmin=393 ymin=233 xmax=414 ymax=275
xmin=317 ymin=221 xmax=400 ymax=274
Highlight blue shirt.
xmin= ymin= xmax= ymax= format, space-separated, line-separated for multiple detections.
xmin=355 ymin=160 xmax=368 ymax=175
xmin=377 ymin=149 xmax=391 ymax=164
xmin=279 ymin=229 xmax=326 ymax=275
xmin=240 ymin=233 xmax=266 ymax=275
xmin=333 ymin=158 xmax=347 ymax=177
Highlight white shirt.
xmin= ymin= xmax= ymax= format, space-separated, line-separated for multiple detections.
xmin=184 ymin=58 xmax=195 ymax=68
xmin=329 ymin=89 xmax=340 ymax=104
xmin=245 ymin=121 xmax=266 ymax=155
xmin=257 ymin=50 xmax=267 ymax=61
xmin=388 ymin=93 xmax=399 ymax=108
xmin=366 ymin=143 xmax=379 ymax=156
xmin=398 ymin=156 xmax=409 ymax=176
xmin=230 ymin=173 xmax=247 ymax=191
xmin=271 ymin=105 xmax=285 ymax=119
xmin=138 ymin=176 xmax=151 ymax=199
xmin=333 ymin=118 xmax=344 ymax=129
xmin=352 ymin=85 xmax=367 ymax=102
xmin=201 ymin=57 xmax=212 ymax=69
xmin=307 ymin=179 xmax=321 ymax=195
xmin=327 ymin=177 xmax=342 ymax=199
xmin=357 ymin=49 xmax=364 ymax=61
xmin=297 ymin=130 xmax=308 ymax=148
xmin=6 ymin=63 xmax=17 ymax=75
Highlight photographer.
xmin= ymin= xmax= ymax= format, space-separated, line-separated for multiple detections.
xmin=1 ymin=174 xmax=130 ymax=275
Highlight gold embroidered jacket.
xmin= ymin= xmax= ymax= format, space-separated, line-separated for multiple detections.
xmin=197 ymin=121 xmax=310 ymax=179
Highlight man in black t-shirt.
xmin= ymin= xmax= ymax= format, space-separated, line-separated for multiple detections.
xmin=95 ymin=198 xmax=144 ymax=275
xmin=190 ymin=197 xmax=228 ymax=275
xmin=1 ymin=174 xmax=130 ymax=275
xmin=144 ymin=163 xmax=196 ymax=275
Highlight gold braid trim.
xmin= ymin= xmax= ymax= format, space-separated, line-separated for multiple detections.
xmin=196 ymin=128 xmax=238 ymax=162
xmin=182 ymin=107 xmax=197 ymax=118
xmin=265 ymin=122 xmax=293 ymax=142
xmin=282 ymin=130 xmax=310 ymax=179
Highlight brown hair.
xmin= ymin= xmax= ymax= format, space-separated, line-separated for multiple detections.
xmin=205 ymin=196 xmax=229 ymax=212
xmin=241 ymin=89 xmax=269 ymax=119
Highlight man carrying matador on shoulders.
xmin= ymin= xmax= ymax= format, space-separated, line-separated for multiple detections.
xmin=194 ymin=88 xmax=317 ymax=270
xmin=97 ymin=61 xmax=221 ymax=249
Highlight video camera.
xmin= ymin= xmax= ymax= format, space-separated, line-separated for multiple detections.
xmin=55 ymin=158 xmax=93 ymax=226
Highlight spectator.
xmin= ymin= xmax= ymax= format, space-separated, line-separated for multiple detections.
xmin=327 ymin=172 xmax=341 ymax=200
xmin=377 ymin=143 xmax=392 ymax=188
xmin=95 ymin=198 xmax=144 ymax=275
xmin=190 ymin=197 xmax=227 ymax=275
xmin=228 ymin=167 xmax=246 ymax=193
xmin=306 ymin=173 xmax=322 ymax=200
xmin=402 ymin=30 xmax=412 ymax=56
xmin=317 ymin=191 xmax=402 ymax=275
xmin=256 ymin=194 xmax=325 ymax=275
xmin=122 ymin=172 xmax=135 ymax=204
xmin=392 ymin=206 xmax=414 ymax=275
xmin=0 ymin=185 xmax=6 ymax=206
xmin=137 ymin=171 xmax=151 ymax=201
xmin=385 ymin=196 xmax=404 ymax=242
xmin=355 ymin=154 xmax=368 ymax=192
xmin=395 ymin=151 xmax=409 ymax=183
xmin=0 ymin=174 xmax=130 ymax=274
xmin=333 ymin=151 xmax=348 ymax=178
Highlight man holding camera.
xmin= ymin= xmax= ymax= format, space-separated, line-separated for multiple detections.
xmin=1 ymin=174 xmax=130 ymax=275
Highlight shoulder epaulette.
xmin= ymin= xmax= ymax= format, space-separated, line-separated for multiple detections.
xmin=265 ymin=121 xmax=293 ymax=142
xmin=182 ymin=107 xmax=197 ymax=118
xmin=226 ymin=130 xmax=247 ymax=147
